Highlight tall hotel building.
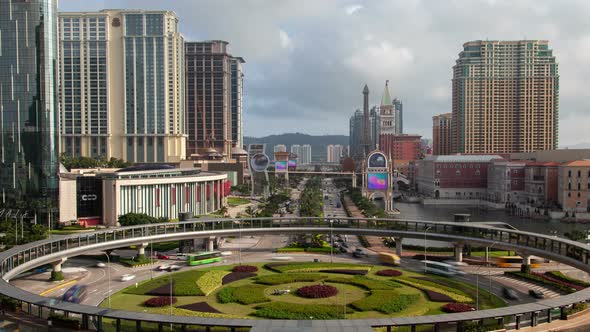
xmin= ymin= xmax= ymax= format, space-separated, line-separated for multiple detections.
xmin=0 ymin=0 xmax=60 ymax=203
xmin=58 ymin=10 xmax=186 ymax=163
xmin=185 ymin=41 xmax=245 ymax=158
xmin=432 ymin=113 xmax=452 ymax=155
xmin=451 ymin=40 xmax=559 ymax=154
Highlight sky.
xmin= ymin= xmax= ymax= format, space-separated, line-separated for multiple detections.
xmin=60 ymin=0 xmax=590 ymax=146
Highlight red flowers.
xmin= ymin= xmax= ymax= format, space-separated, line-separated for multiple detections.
xmin=376 ymin=269 xmax=403 ymax=277
xmin=441 ymin=303 xmax=475 ymax=313
xmin=296 ymin=284 xmax=338 ymax=298
xmin=232 ymin=265 xmax=259 ymax=273
xmin=143 ymin=296 xmax=177 ymax=307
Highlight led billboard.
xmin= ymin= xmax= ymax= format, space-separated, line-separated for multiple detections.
xmin=367 ymin=173 xmax=387 ymax=190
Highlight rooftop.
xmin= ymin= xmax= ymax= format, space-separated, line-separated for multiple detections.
xmin=562 ymin=160 xmax=590 ymax=167
xmin=426 ymin=155 xmax=504 ymax=163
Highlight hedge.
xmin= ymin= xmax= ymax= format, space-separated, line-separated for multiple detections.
xmin=545 ymin=271 xmax=590 ymax=288
xmin=253 ymin=301 xmax=353 ymax=320
xmin=276 ymin=247 xmax=305 ymax=253
xmin=442 ymin=303 xmax=475 ymax=313
xmin=197 ymin=271 xmax=230 ymax=296
xmin=395 ymin=278 xmax=472 ymax=303
xmin=48 ymin=314 xmax=80 ymax=330
xmin=505 ymin=271 xmax=577 ymax=293
xmin=325 ymin=276 xmax=401 ymax=290
xmin=232 ymin=265 xmax=258 ymax=273
xmin=217 ymin=285 xmax=268 ymax=305
xmin=264 ymin=262 xmax=371 ymax=273
xmin=350 ymin=290 xmax=419 ymax=313
xmin=255 ymin=273 xmax=326 ymax=285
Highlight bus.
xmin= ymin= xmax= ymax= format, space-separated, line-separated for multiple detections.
xmin=495 ymin=256 xmax=545 ymax=268
xmin=421 ymin=260 xmax=459 ymax=277
xmin=62 ymin=285 xmax=87 ymax=303
xmin=186 ymin=251 xmax=223 ymax=266
xmin=378 ymin=252 xmax=401 ymax=266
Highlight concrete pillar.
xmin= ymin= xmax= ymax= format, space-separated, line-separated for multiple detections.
xmin=531 ymin=311 xmax=538 ymax=327
xmin=394 ymin=237 xmax=403 ymax=257
xmin=454 ymin=243 xmax=464 ymax=262
xmin=515 ymin=315 xmax=521 ymax=330
xmin=50 ymin=257 xmax=67 ymax=281
xmin=547 ymin=309 xmax=552 ymax=323
xmin=207 ymin=237 xmax=215 ymax=252
xmin=352 ymin=173 xmax=357 ymax=188
xmin=137 ymin=243 xmax=148 ymax=258
xmin=521 ymin=255 xmax=531 ymax=265
xmin=52 ymin=261 xmax=62 ymax=273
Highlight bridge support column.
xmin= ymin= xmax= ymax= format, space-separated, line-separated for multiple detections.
xmin=394 ymin=237 xmax=403 ymax=257
xmin=515 ymin=314 xmax=521 ymax=330
xmin=352 ymin=173 xmax=357 ymax=188
xmin=137 ymin=243 xmax=148 ymax=259
xmin=454 ymin=243 xmax=464 ymax=262
xmin=560 ymin=306 xmax=567 ymax=320
xmin=207 ymin=237 xmax=215 ymax=252
xmin=531 ymin=311 xmax=539 ymax=327
xmin=547 ymin=309 xmax=552 ymax=323
xmin=50 ymin=257 xmax=67 ymax=281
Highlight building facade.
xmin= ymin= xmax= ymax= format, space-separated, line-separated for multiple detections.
xmin=349 ymin=108 xmax=380 ymax=160
xmin=291 ymin=144 xmax=311 ymax=165
xmin=558 ymin=161 xmax=590 ymax=213
xmin=432 ymin=113 xmax=452 ymax=155
xmin=393 ymin=98 xmax=403 ymax=134
xmin=58 ymin=10 xmax=186 ymax=163
xmin=273 ymin=144 xmax=286 ymax=153
xmin=326 ymin=144 xmax=344 ymax=163
xmin=523 ymin=162 xmax=559 ymax=206
xmin=0 ymin=0 xmax=60 ymax=204
xmin=185 ymin=41 xmax=244 ymax=158
xmin=452 ymin=40 xmax=559 ymax=154
xmin=486 ymin=160 xmax=526 ymax=203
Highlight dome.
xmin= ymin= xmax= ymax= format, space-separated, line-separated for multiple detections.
xmin=231 ymin=147 xmax=248 ymax=155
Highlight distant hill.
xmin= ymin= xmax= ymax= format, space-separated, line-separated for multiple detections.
xmin=244 ymin=133 xmax=349 ymax=162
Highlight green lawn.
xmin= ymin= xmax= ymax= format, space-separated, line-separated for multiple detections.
xmin=228 ymin=197 xmax=251 ymax=206
xmin=103 ymin=262 xmax=506 ymax=320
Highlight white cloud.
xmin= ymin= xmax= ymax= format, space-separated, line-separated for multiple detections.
xmin=344 ymin=41 xmax=414 ymax=77
xmin=279 ymin=29 xmax=294 ymax=51
xmin=344 ymin=4 xmax=363 ymax=15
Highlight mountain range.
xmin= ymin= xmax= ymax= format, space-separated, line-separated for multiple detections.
xmin=244 ymin=133 xmax=349 ymax=162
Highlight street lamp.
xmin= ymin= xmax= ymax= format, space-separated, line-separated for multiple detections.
xmin=424 ymin=226 xmax=432 ymax=272
xmin=487 ymin=241 xmax=498 ymax=301
xmin=329 ymin=219 xmax=334 ymax=264
xmin=102 ymin=252 xmax=111 ymax=309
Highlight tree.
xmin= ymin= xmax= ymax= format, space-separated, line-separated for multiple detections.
xmin=118 ymin=213 xmax=159 ymax=226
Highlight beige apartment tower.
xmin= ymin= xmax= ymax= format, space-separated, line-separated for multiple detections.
xmin=432 ymin=113 xmax=452 ymax=155
xmin=59 ymin=10 xmax=186 ymax=163
xmin=451 ymin=40 xmax=559 ymax=154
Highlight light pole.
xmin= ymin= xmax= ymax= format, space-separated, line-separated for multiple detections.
xmin=487 ymin=241 xmax=498 ymax=300
xmin=150 ymin=242 xmax=154 ymax=280
xmin=102 ymin=252 xmax=111 ymax=309
xmin=330 ymin=219 xmax=334 ymax=263
xmin=424 ymin=226 xmax=432 ymax=272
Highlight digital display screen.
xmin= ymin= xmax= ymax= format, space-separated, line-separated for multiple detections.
xmin=250 ymin=153 xmax=270 ymax=172
xmin=367 ymin=173 xmax=387 ymax=190
xmin=288 ymin=159 xmax=297 ymax=168
xmin=275 ymin=161 xmax=287 ymax=172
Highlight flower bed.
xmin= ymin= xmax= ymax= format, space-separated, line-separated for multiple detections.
xmin=125 ymin=270 xmax=207 ymax=296
xmin=222 ymin=272 xmax=257 ymax=285
xmin=264 ymin=262 xmax=371 ymax=273
xmin=253 ymin=301 xmax=352 ymax=319
xmin=255 ymin=273 xmax=326 ymax=285
xmin=442 ymin=303 xmax=475 ymax=313
xmin=505 ymin=271 xmax=578 ymax=293
xmin=196 ymin=271 xmax=230 ymax=296
xmin=232 ymin=265 xmax=258 ymax=273
xmin=318 ymin=269 xmax=368 ymax=275
xmin=217 ymin=285 xmax=269 ymax=304
xmin=143 ymin=296 xmax=177 ymax=307
xmin=350 ymin=291 xmax=419 ymax=313
xmin=532 ymin=272 xmax=585 ymax=291
xmin=296 ymin=284 xmax=338 ymax=298
xmin=423 ymin=289 xmax=455 ymax=302
xmin=146 ymin=282 xmax=174 ymax=296
xmin=545 ymin=271 xmax=590 ymax=288
xmin=376 ymin=269 xmax=402 ymax=277
xmin=177 ymin=302 xmax=221 ymax=313
xmin=395 ymin=279 xmax=472 ymax=303
xmin=326 ymin=276 xmax=401 ymax=290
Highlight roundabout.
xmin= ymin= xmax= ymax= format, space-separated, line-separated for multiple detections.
xmin=0 ymin=217 xmax=589 ymax=331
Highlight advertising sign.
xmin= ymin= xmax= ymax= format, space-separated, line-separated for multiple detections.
xmin=288 ymin=159 xmax=297 ymax=168
xmin=368 ymin=152 xmax=387 ymax=168
xmin=367 ymin=173 xmax=387 ymax=191
xmin=250 ymin=153 xmax=270 ymax=173
xmin=275 ymin=161 xmax=288 ymax=172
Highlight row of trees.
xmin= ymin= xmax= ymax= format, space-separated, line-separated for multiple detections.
xmin=0 ymin=219 xmax=48 ymax=248
xmin=118 ymin=213 xmax=168 ymax=226
xmin=60 ymin=153 xmax=131 ymax=170
xmin=299 ymin=177 xmax=323 ymax=217
xmin=348 ymin=187 xmax=387 ymax=218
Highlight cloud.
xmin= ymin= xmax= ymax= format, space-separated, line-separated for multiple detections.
xmin=279 ymin=29 xmax=294 ymax=50
xmin=344 ymin=42 xmax=414 ymax=77
xmin=344 ymin=4 xmax=363 ymax=15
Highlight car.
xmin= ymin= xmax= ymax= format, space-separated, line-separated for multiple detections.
xmin=157 ymin=264 xmax=171 ymax=271
xmin=95 ymin=262 xmax=106 ymax=268
xmin=168 ymin=265 xmax=181 ymax=271
xmin=120 ymin=274 xmax=136 ymax=281
xmin=502 ymin=287 xmax=519 ymax=300
xmin=443 ymin=260 xmax=469 ymax=267
xmin=339 ymin=247 xmax=348 ymax=253
xmin=341 ymin=242 xmax=349 ymax=248
xmin=529 ymin=289 xmax=544 ymax=299
xmin=353 ymin=249 xmax=367 ymax=258
xmin=175 ymin=253 xmax=188 ymax=260
xmin=157 ymin=254 xmax=171 ymax=260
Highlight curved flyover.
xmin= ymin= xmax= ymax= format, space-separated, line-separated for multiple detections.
xmin=1 ymin=217 xmax=589 ymax=332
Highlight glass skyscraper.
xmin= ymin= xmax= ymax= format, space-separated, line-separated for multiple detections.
xmin=0 ymin=0 xmax=59 ymax=204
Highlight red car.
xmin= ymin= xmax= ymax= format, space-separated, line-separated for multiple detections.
xmin=157 ymin=254 xmax=171 ymax=260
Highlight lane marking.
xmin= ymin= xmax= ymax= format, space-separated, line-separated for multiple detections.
xmin=39 ymin=279 xmax=78 ymax=296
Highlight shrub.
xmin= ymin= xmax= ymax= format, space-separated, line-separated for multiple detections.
xmin=296 ymin=284 xmax=338 ymax=298
xmin=232 ymin=265 xmax=258 ymax=273
xmin=505 ymin=271 xmax=578 ymax=293
xmin=442 ymin=303 xmax=475 ymax=313
xmin=48 ymin=314 xmax=80 ymax=330
xmin=545 ymin=271 xmax=590 ymax=288
xmin=253 ymin=302 xmax=352 ymax=319
xmin=351 ymin=291 xmax=419 ymax=313
xmin=318 ymin=269 xmax=368 ymax=275
xmin=196 ymin=271 xmax=230 ymax=296
xmin=264 ymin=262 xmax=371 ymax=273
xmin=222 ymin=272 xmax=257 ymax=285
xmin=424 ymin=289 xmax=454 ymax=302
xmin=326 ymin=276 xmax=401 ymax=290
xmin=144 ymin=296 xmax=177 ymax=307
xmin=217 ymin=285 xmax=268 ymax=305
xmin=255 ymin=273 xmax=326 ymax=285
xmin=532 ymin=272 xmax=585 ymax=291
xmin=395 ymin=279 xmax=472 ymax=303
xmin=376 ymin=269 xmax=402 ymax=277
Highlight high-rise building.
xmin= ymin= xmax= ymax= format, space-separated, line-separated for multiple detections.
xmin=326 ymin=145 xmax=344 ymax=163
xmin=452 ymin=40 xmax=559 ymax=154
xmin=393 ymin=98 xmax=403 ymax=134
xmin=291 ymin=144 xmax=312 ymax=165
xmin=58 ymin=10 xmax=186 ymax=163
xmin=185 ymin=41 xmax=245 ymax=158
xmin=389 ymin=134 xmax=422 ymax=161
xmin=1 ymin=0 xmax=60 ymax=204
xmin=432 ymin=113 xmax=452 ymax=155
xmin=273 ymin=144 xmax=286 ymax=153
xmin=349 ymin=108 xmax=379 ymax=160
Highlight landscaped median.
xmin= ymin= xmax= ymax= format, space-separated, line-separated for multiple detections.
xmin=504 ymin=270 xmax=588 ymax=293
xmin=101 ymin=261 xmax=505 ymax=321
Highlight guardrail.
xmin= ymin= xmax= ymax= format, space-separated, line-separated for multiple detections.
xmin=0 ymin=217 xmax=588 ymax=332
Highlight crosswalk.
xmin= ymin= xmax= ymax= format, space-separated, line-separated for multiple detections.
xmin=465 ymin=269 xmax=506 ymax=276
xmin=492 ymin=275 xmax=561 ymax=298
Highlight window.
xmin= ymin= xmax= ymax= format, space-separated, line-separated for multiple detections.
xmin=578 ymin=170 xmax=582 ymax=178
xmin=568 ymin=192 xmax=571 ymax=197
xmin=578 ymin=193 xmax=581 ymax=198
xmin=456 ymin=170 xmax=461 ymax=176
xmin=568 ymin=170 xmax=572 ymax=177
xmin=568 ymin=183 xmax=572 ymax=190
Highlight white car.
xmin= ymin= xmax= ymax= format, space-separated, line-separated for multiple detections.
xmin=168 ymin=265 xmax=181 ymax=271
xmin=95 ymin=262 xmax=106 ymax=268
xmin=157 ymin=264 xmax=171 ymax=271
xmin=120 ymin=274 xmax=136 ymax=281
xmin=443 ymin=260 xmax=469 ymax=267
